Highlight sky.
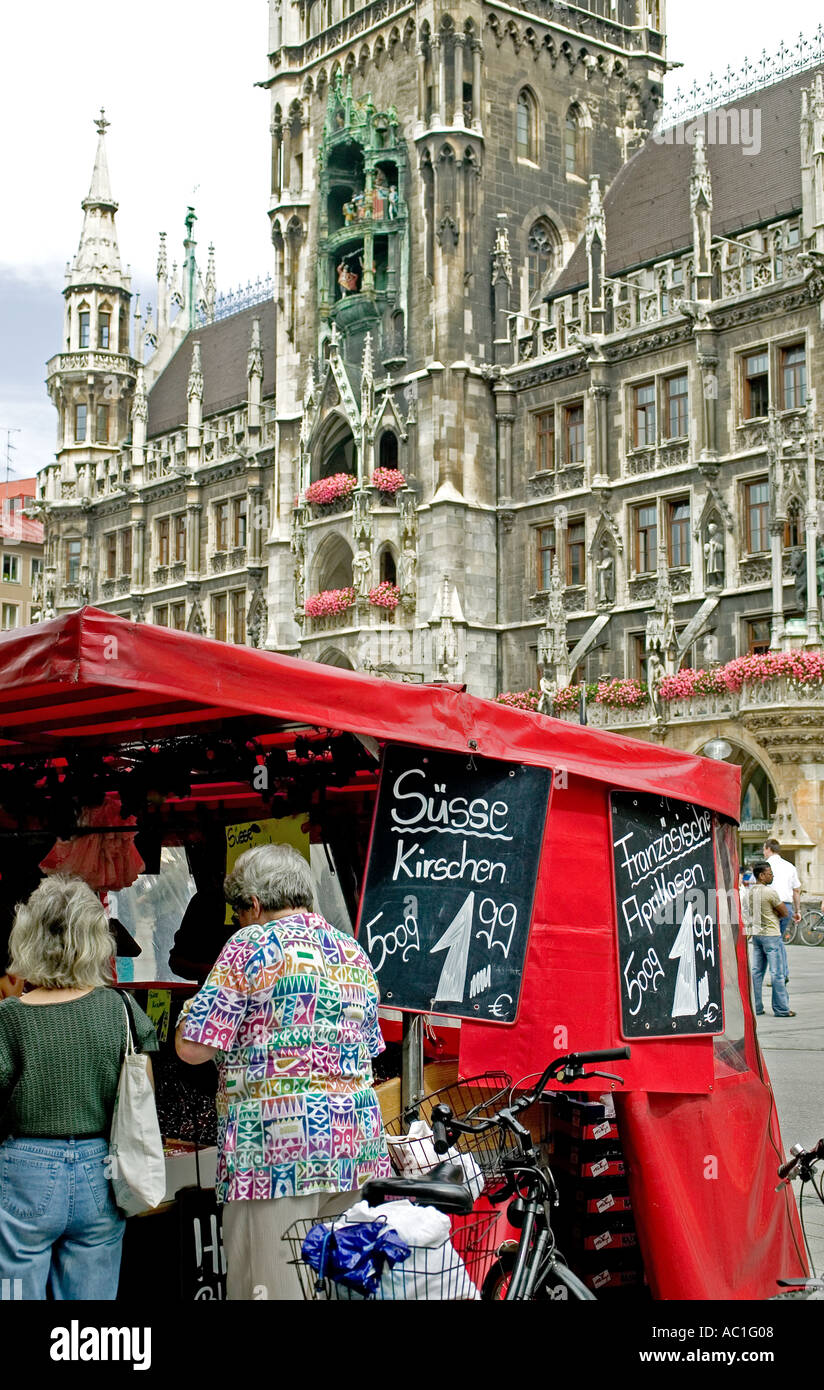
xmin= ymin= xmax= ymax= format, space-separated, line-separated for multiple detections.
xmin=0 ymin=0 xmax=821 ymax=481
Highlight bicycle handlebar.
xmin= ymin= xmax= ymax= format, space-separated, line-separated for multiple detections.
xmin=429 ymin=1047 xmax=632 ymax=1153
xmin=777 ymin=1138 xmax=824 ymax=1181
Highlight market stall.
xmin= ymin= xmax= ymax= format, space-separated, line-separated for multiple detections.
xmin=0 ymin=607 xmax=807 ymax=1300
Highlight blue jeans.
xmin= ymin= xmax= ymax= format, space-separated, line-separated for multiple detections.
xmin=750 ymin=937 xmax=792 ymax=1016
xmin=0 ymin=1138 xmax=125 ymax=1300
xmin=777 ymin=905 xmax=792 ymax=980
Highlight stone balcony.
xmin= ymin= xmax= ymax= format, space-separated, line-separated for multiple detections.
xmin=550 ymin=681 xmax=822 ymax=767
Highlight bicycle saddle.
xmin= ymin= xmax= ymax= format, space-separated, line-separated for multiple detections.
xmin=362 ymin=1162 xmax=475 ymax=1215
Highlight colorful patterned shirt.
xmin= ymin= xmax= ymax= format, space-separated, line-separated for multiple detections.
xmin=180 ymin=911 xmax=391 ymax=1203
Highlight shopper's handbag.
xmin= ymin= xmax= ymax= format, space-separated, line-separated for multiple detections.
xmin=110 ymin=991 xmax=167 ymax=1216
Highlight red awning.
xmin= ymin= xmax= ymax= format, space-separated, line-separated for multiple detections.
xmin=0 ymin=608 xmax=740 ymax=817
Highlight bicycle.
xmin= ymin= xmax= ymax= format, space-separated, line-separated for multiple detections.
xmin=798 ymin=907 xmax=824 ymax=948
xmin=283 ymin=1045 xmax=631 ymax=1300
xmin=772 ymin=1137 xmax=824 ymax=1299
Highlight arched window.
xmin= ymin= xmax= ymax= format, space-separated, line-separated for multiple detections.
xmin=315 ymin=532 xmax=354 ymax=592
xmin=516 ymin=90 xmax=537 ymax=162
xmin=379 ymin=546 xmax=397 ymax=585
xmin=378 ymin=431 xmax=398 ymax=470
xmin=565 ymin=104 xmax=588 ymax=178
xmin=526 ymin=219 xmax=559 ymax=299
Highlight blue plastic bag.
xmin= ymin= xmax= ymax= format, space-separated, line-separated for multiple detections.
xmin=301 ymin=1217 xmax=410 ymax=1296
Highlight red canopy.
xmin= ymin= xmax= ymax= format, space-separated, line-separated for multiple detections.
xmin=0 ymin=608 xmax=739 ymax=817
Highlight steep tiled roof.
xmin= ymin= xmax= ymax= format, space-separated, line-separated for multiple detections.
xmin=147 ymin=299 xmax=276 ymax=438
xmin=551 ymin=66 xmax=820 ymax=297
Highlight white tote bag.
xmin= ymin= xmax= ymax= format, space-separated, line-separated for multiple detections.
xmin=110 ymin=994 xmax=167 ymax=1216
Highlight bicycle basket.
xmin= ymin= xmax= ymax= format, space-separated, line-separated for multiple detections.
xmin=283 ymin=1210 xmax=500 ymax=1301
xmin=383 ymin=1071 xmax=516 ymax=1188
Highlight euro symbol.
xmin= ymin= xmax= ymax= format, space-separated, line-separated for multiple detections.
xmin=489 ymin=993 xmax=513 ymax=1018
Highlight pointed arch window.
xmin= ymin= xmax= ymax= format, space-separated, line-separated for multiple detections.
xmin=78 ymin=308 xmax=91 ymax=350
xmin=378 ymin=431 xmax=398 ymax=470
xmin=526 ymin=219 xmax=559 ymax=299
xmin=98 ymin=306 xmax=111 ymax=349
xmin=565 ymin=105 xmax=589 ymax=178
xmin=516 ymin=90 xmax=537 ymax=163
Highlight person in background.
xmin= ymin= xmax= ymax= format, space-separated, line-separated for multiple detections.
xmin=748 ymin=860 xmax=796 ymax=1019
xmin=762 ymin=838 xmax=801 ymax=985
xmin=175 ymin=843 xmax=390 ymax=1300
xmin=0 ymin=875 xmax=158 ymax=1299
xmin=738 ymin=866 xmax=755 ymax=937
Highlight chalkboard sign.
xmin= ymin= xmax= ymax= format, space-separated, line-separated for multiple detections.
xmin=610 ymin=791 xmax=723 ymax=1038
xmin=357 ymin=745 xmax=551 ymax=1023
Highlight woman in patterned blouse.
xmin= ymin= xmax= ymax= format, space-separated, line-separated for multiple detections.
xmin=175 ymin=843 xmax=391 ymax=1300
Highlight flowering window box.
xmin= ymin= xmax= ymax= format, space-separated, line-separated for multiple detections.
xmin=305 ymin=473 xmax=356 ymax=507
xmin=370 ymin=467 xmax=406 ymax=497
xmin=304 ymin=587 xmax=356 ymax=618
xmin=368 ymin=581 xmax=401 ymax=611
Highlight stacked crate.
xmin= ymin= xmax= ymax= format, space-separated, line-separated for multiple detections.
xmin=543 ymin=1092 xmax=647 ymax=1297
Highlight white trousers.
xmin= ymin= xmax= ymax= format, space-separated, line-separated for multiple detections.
xmin=222 ymin=1190 xmax=359 ymax=1301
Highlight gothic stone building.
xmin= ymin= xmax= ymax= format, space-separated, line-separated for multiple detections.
xmin=35 ymin=5 xmax=824 ymax=887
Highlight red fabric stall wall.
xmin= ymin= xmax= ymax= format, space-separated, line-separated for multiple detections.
xmin=460 ymin=775 xmax=713 ymax=1091
xmin=460 ymin=775 xmax=807 ymax=1299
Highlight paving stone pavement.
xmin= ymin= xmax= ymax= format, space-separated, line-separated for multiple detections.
xmin=752 ymin=941 xmax=824 ymax=1280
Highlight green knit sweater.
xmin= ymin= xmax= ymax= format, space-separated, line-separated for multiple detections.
xmin=0 ymin=988 xmax=158 ymax=1140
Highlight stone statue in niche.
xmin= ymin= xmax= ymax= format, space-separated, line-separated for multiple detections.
xmin=703 ymin=520 xmax=724 ymax=587
xmin=537 ymin=676 xmax=557 ymax=716
xmin=646 ymin=649 xmax=665 ymax=720
xmin=398 ymin=545 xmax=417 ymax=602
xmin=387 ymin=185 xmax=399 ymax=218
xmin=791 ymin=548 xmax=807 ymax=611
xmin=702 ymin=631 xmax=718 ymax=665
xmin=353 ymin=548 xmax=372 ymax=599
xmin=595 ymin=544 xmax=615 ymax=606
xmin=293 ymin=556 xmax=305 ymax=611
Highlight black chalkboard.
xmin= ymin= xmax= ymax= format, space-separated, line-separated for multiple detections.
xmin=610 ymin=791 xmax=723 ymax=1038
xmin=357 ymin=745 xmax=551 ymax=1023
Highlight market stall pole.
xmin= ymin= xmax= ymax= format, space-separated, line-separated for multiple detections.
xmin=0 ymin=607 xmax=807 ymax=1300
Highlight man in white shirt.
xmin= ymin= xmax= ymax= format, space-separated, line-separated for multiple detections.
xmin=762 ymin=839 xmax=801 ymax=984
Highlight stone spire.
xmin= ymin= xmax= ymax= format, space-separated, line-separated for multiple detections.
xmin=586 ymin=175 xmax=607 ymax=333
xmin=67 ymin=109 xmax=128 ymax=290
xmin=801 ymin=72 xmax=824 ymax=252
xmin=204 ymin=244 xmax=217 ymax=323
xmin=131 ymin=364 xmax=148 ymax=481
xmin=690 ymin=131 xmax=713 ymax=300
xmin=156 ymin=232 xmax=169 ymax=338
xmin=187 ymin=341 xmax=203 ymax=452
xmin=183 ymin=207 xmax=198 ymax=332
xmin=247 ymin=318 xmax=263 ymax=429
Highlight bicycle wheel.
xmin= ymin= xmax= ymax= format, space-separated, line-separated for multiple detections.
xmin=799 ymin=910 xmax=824 ymax=947
xmin=481 ymin=1250 xmax=595 ymax=1301
xmin=783 ymin=919 xmax=798 ymax=946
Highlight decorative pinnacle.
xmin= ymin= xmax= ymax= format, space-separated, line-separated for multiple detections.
xmin=94 ymin=107 xmax=110 ymax=136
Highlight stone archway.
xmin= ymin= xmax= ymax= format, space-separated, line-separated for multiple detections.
xmin=318 ymin=646 xmax=355 ymax=669
xmin=311 ymin=529 xmax=354 ymax=593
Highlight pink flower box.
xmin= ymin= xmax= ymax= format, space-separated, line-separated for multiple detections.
xmin=303 ymin=587 xmax=356 ymax=618
xmin=304 ymin=473 xmax=356 ymax=506
xmin=370 ymin=467 xmax=406 ymax=494
xmin=368 ymin=581 xmax=401 ymax=610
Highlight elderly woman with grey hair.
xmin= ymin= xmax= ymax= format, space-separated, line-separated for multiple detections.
xmin=176 ymin=842 xmax=391 ymax=1300
xmin=0 ymin=874 xmax=158 ymax=1300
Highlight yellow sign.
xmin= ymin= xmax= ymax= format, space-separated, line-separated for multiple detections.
xmin=223 ymin=815 xmax=310 ymax=923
